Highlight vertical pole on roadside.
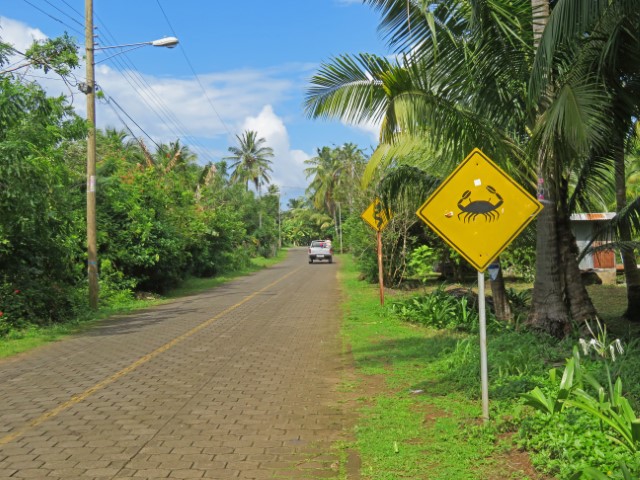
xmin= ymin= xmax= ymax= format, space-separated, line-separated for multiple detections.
xmin=85 ymin=0 xmax=99 ymax=309
xmin=478 ymin=270 xmax=489 ymax=422
xmin=377 ymin=230 xmax=384 ymax=306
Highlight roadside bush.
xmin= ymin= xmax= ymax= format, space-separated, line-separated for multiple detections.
xmin=519 ymin=407 xmax=639 ymax=478
xmin=406 ymin=244 xmax=438 ymax=281
xmin=389 ymin=285 xmax=500 ymax=332
xmin=0 ymin=275 xmax=82 ymax=332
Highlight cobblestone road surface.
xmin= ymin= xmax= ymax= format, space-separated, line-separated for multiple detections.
xmin=0 ymin=248 xmax=358 ymax=479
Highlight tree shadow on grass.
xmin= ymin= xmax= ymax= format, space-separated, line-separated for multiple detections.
xmin=349 ymin=331 xmax=475 ymax=395
xmin=349 ymin=328 xmax=564 ymax=400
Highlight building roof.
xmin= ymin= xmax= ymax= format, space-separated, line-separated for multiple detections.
xmin=570 ymin=212 xmax=616 ymax=221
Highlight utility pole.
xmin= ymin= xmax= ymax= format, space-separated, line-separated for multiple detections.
xmin=85 ymin=0 xmax=98 ymax=309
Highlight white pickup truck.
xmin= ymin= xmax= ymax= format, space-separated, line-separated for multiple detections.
xmin=308 ymin=240 xmax=333 ymax=264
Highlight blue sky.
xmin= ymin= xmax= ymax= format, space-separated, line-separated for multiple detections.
xmin=1 ymin=0 xmax=388 ymax=200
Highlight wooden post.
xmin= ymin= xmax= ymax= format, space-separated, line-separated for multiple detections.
xmin=85 ymin=0 xmax=98 ymax=309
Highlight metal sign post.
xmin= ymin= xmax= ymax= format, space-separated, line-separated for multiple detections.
xmin=478 ymin=270 xmax=489 ymax=422
xmin=377 ymin=230 xmax=384 ymax=306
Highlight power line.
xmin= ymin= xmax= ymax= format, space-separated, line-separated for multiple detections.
xmin=155 ymin=0 xmax=233 ymax=138
xmin=103 ymin=92 xmax=161 ymax=150
xmin=90 ymin=19 xmax=215 ymax=163
xmin=20 ymin=0 xmax=84 ymax=37
xmin=57 ymin=0 xmax=84 ymax=19
xmin=42 ymin=0 xmax=84 ymax=29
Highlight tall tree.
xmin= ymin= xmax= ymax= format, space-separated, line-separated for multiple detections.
xmin=527 ymin=0 xmax=640 ymax=327
xmin=306 ymin=0 xmax=640 ymax=336
xmin=306 ymin=0 xmax=533 ymax=321
xmin=155 ymin=140 xmax=198 ymax=174
xmin=224 ymin=130 xmax=274 ymax=196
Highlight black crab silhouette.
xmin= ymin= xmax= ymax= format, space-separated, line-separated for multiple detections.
xmin=457 ymin=185 xmax=504 ymax=222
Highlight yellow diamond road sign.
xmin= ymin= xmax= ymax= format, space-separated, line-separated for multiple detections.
xmin=416 ymin=148 xmax=543 ymax=272
xmin=362 ymin=198 xmax=391 ymax=231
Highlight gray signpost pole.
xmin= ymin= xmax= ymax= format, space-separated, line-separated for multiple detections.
xmin=478 ymin=270 xmax=489 ymax=422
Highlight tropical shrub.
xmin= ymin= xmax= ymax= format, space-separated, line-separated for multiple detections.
xmin=521 ymin=321 xmax=640 ymax=478
xmin=389 ymin=285 xmax=499 ymax=333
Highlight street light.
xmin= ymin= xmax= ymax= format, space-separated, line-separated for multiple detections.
xmin=84 ymin=0 xmax=178 ymax=308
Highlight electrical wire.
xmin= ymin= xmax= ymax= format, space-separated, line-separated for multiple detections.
xmin=57 ymin=0 xmax=84 ymax=18
xmin=155 ymin=0 xmax=233 ymax=137
xmin=91 ymin=17 xmax=216 ymax=163
xmin=103 ymin=92 xmax=162 ymax=150
xmin=42 ymin=0 xmax=84 ymax=29
xmin=20 ymin=0 xmax=84 ymax=37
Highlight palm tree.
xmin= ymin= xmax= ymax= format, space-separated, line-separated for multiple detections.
xmin=155 ymin=140 xmax=197 ymax=174
xmin=306 ymin=0 xmax=534 ymax=323
xmin=305 ymin=146 xmax=341 ymax=233
xmin=224 ymin=130 xmax=274 ymax=196
xmin=527 ymin=0 xmax=640 ymax=325
xmin=306 ymin=0 xmax=640 ymax=336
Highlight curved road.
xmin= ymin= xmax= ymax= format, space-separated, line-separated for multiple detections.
xmin=0 ymin=248 xmax=358 ymax=479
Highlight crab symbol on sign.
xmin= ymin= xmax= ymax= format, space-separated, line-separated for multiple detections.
xmin=457 ymin=185 xmax=504 ymax=223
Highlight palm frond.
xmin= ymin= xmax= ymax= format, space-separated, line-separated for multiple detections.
xmin=377 ymin=164 xmax=442 ymax=214
xmin=304 ymin=53 xmax=392 ymax=127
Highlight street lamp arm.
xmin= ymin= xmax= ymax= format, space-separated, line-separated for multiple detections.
xmin=94 ymin=44 xmax=146 ymax=64
xmin=94 ymin=36 xmax=179 ymax=51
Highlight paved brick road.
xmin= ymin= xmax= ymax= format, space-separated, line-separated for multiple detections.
xmin=0 ymin=248 xmax=358 ymax=479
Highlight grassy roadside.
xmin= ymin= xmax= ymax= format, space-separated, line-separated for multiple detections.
xmin=337 ymin=253 xmax=552 ymax=480
xmin=0 ymin=249 xmax=289 ymax=359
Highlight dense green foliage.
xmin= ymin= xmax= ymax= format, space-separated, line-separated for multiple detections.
xmin=0 ymin=72 xmax=281 ymax=334
xmin=0 ymin=78 xmax=87 ymax=334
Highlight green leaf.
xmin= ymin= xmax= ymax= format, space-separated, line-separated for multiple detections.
xmin=522 ymin=387 xmax=554 ymax=415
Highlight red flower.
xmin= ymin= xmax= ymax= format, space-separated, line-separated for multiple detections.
xmin=14 ymin=289 xmax=20 ymax=294
xmin=0 ymin=312 xmax=4 ymax=317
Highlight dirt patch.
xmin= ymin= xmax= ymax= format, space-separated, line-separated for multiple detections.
xmin=486 ymin=433 xmax=556 ymax=480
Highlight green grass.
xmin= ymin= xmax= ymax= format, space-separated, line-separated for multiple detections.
xmin=0 ymin=249 xmax=289 ymax=359
xmin=338 ymin=254 xmax=524 ymax=479
xmin=337 ymin=256 xmax=640 ymax=479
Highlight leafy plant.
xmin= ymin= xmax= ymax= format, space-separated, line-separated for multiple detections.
xmin=389 ymin=286 xmax=499 ymax=332
xmin=522 ymin=320 xmax=640 ymax=477
xmin=406 ymin=245 xmax=438 ymax=281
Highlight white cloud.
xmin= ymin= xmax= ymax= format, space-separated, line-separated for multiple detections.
xmin=2 ymin=16 xmax=374 ymax=194
xmin=0 ymin=16 xmax=47 ymax=51
xmin=241 ymin=105 xmax=310 ymax=190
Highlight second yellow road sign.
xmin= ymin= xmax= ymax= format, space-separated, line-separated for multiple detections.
xmin=361 ymin=198 xmax=391 ymax=232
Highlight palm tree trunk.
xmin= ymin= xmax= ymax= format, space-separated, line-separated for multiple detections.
xmin=527 ymin=196 xmax=571 ymax=338
xmin=531 ymin=0 xmax=550 ymax=49
xmin=527 ymin=1 xmax=572 ymax=337
xmin=556 ymin=191 xmax=598 ymax=323
xmin=488 ymin=257 xmax=512 ymax=322
xmin=614 ymin=133 xmax=640 ymax=321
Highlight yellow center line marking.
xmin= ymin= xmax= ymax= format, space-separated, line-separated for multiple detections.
xmin=0 ymin=267 xmax=301 ymax=446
